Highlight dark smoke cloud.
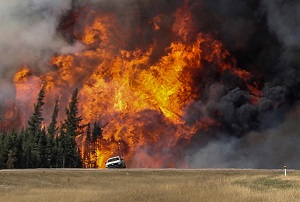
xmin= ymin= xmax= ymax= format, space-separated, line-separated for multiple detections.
xmin=185 ymin=0 xmax=300 ymax=168
xmin=260 ymin=0 xmax=300 ymax=105
xmin=188 ymin=102 xmax=300 ymax=169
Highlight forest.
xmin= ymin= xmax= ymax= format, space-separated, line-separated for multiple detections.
xmin=0 ymin=84 xmax=101 ymax=169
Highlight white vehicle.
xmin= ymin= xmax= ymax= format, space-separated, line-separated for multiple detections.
xmin=105 ymin=156 xmax=126 ymax=168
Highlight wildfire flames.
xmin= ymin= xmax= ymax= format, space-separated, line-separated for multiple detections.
xmin=11 ymin=1 xmax=260 ymax=168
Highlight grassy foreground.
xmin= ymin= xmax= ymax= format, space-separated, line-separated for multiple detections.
xmin=0 ymin=169 xmax=300 ymax=202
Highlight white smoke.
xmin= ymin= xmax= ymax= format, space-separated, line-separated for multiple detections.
xmin=0 ymin=0 xmax=74 ymax=99
xmin=0 ymin=1 xmax=73 ymax=68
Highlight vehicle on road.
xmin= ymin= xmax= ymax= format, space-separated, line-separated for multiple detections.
xmin=105 ymin=156 xmax=126 ymax=168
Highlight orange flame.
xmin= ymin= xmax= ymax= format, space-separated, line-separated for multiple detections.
xmin=13 ymin=3 xmax=260 ymax=168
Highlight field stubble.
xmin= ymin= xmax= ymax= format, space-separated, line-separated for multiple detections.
xmin=0 ymin=169 xmax=300 ymax=202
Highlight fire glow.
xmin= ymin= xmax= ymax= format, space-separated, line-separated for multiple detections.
xmin=12 ymin=2 xmax=259 ymax=168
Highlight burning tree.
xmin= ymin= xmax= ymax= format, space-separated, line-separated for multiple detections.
xmin=1 ymin=0 xmax=300 ymax=169
xmin=0 ymin=1 xmax=262 ymax=168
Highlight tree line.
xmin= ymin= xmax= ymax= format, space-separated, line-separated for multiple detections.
xmin=0 ymin=84 xmax=99 ymax=169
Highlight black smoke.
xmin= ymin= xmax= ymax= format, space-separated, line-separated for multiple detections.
xmin=184 ymin=0 xmax=300 ymax=168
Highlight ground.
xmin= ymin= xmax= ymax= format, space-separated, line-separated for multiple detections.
xmin=0 ymin=168 xmax=299 ymax=202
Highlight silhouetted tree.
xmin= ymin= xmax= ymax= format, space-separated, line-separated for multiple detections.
xmin=0 ymin=87 xmax=85 ymax=169
xmin=86 ymin=123 xmax=91 ymax=142
xmin=64 ymin=88 xmax=82 ymax=137
xmin=38 ymin=128 xmax=48 ymax=167
xmin=92 ymin=122 xmax=102 ymax=141
xmin=14 ymin=130 xmax=24 ymax=168
xmin=0 ymin=133 xmax=9 ymax=168
xmin=27 ymin=83 xmax=46 ymax=136
xmin=58 ymin=89 xmax=82 ymax=168
xmin=24 ymin=83 xmax=47 ymax=168
xmin=46 ymin=97 xmax=60 ymax=167
xmin=47 ymin=97 xmax=60 ymax=138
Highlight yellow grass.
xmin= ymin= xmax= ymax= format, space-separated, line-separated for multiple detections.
xmin=0 ymin=169 xmax=300 ymax=202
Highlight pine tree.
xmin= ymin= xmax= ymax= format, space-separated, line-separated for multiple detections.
xmin=0 ymin=133 xmax=8 ymax=168
xmin=47 ymin=97 xmax=59 ymax=138
xmin=46 ymin=97 xmax=60 ymax=167
xmin=46 ymin=133 xmax=57 ymax=168
xmin=6 ymin=150 xmax=16 ymax=169
xmin=92 ymin=122 xmax=102 ymax=141
xmin=65 ymin=88 xmax=82 ymax=137
xmin=24 ymin=83 xmax=47 ymax=168
xmin=56 ymin=123 xmax=66 ymax=168
xmin=58 ymin=89 xmax=83 ymax=168
xmin=38 ymin=128 xmax=48 ymax=167
xmin=64 ymin=133 xmax=80 ymax=168
xmin=27 ymin=83 xmax=46 ymax=136
xmin=0 ymin=130 xmax=18 ymax=169
xmin=64 ymin=88 xmax=82 ymax=167
xmin=7 ymin=130 xmax=19 ymax=169
xmin=83 ymin=123 xmax=91 ymax=168
xmin=22 ymin=129 xmax=35 ymax=168
xmin=14 ymin=130 xmax=24 ymax=168
xmin=86 ymin=123 xmax=91 ymax=142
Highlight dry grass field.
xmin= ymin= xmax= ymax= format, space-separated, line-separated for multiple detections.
xmin=0 ymin=169 xmax=300 ymax=202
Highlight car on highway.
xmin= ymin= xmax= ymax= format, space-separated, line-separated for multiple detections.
xmin=105 ymin=156 xmax=126 ymax=168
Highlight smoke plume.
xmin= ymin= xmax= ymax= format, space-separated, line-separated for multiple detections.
xmin=1 ymin=0 xmax=300 ymax=168
xmin=189 ymin=102 xmax=300 ymax=169
xmin=0 ymin=0 xmax=74 ymax=100
xmin=185 ymin=0 xmax=300 ymax=168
